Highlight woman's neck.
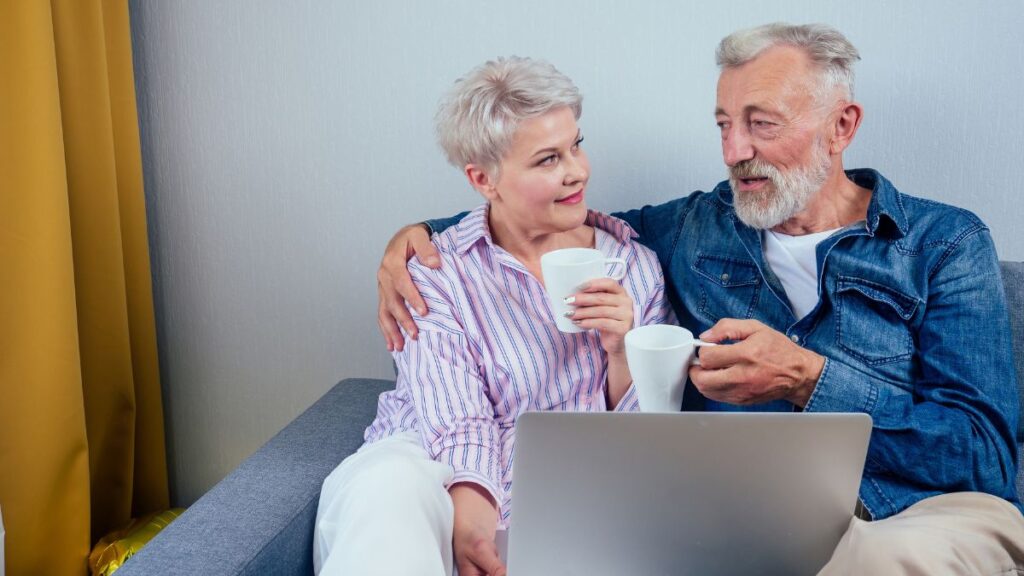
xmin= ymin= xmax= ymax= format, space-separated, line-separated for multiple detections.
xmin=487 ymin=209 xmax=595 ymax=264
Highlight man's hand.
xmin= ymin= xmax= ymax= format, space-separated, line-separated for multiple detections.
xmin=689 ymin=319 xmax=825 ymax=407
xmin=377 ymin=223 xmax=441 ymax=352
xmin=450 ymin=484 xmax=506 ymax=576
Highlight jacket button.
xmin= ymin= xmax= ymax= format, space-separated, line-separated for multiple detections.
xmin=790 ymin=334 xmax=800 ymax=343
xmin=720 ymin=273 xmax=730 ymax=282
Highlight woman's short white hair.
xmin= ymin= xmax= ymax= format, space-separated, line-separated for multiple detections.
xmin=716 ymin=23 xmax=861 ymax=103
xmin=436 ymin=56 xmax=582 ymax=175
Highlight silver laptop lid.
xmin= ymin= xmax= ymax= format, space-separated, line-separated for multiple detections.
xmin=507 ymin=412 xmax=871 ymax=576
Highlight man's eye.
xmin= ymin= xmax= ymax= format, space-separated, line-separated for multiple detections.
xmin=572 ymin=136 xmax=585 ymax=150
xmin=751 ymin=120 xmax=775 ymax=129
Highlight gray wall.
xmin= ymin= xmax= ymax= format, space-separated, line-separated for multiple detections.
xmin=129 ymin=0 xmax=1024 ymax=505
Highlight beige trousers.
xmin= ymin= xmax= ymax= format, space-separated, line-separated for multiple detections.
xmin=819 ymin=492 xmax=1024 ymax=575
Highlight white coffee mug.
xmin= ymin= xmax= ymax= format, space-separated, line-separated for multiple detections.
xmin=540 ymin=248 xmax=626 ymax=333
xmin=625 ymin=324 xmax=716 ymax=412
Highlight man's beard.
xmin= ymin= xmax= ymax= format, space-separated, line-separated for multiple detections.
xmin=729 ymin=142 xmax=831 ymax=230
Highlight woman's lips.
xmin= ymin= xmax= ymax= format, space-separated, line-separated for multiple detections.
xmin=556 ymin=190 xmax=585 ymax=205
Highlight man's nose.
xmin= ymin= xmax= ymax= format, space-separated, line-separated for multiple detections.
xmin=722 ymin=127 xmax=755 ymax=167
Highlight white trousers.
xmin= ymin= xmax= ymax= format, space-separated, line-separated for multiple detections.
xmin=314 ymin=432 xmax=456 ymax=576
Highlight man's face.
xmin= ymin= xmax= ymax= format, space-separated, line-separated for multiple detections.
xmin=715 ymin=45 xmax=833 ymax=229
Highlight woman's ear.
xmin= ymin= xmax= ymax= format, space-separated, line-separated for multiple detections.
xmin=465 ymin=164 xmax=499 ymax=201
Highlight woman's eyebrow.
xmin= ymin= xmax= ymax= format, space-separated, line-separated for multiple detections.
xmin=529 ymin=130 xmax=581 ymax=157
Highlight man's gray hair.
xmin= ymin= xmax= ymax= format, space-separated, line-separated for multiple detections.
xmin=716 ymin=23 xmax=861 ymax=102
xmin=436 ymin=56 xmax=582 ymax=175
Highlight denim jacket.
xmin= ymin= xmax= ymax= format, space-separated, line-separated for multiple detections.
xmin=427 ymin=169 xmax=1020 ymax=519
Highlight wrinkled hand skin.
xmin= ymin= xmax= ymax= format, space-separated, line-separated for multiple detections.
xmin=377 ymin=223 xmax=439 ymax=352
xmin=689 ymin=318 xmax=825 ymax=408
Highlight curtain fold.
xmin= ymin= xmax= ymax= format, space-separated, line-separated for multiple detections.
xmin=0 ymin=1 xmax=169 ymax=574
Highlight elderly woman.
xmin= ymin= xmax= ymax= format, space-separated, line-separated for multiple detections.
xmin=313 ymin=57 xmax=669 ymax=576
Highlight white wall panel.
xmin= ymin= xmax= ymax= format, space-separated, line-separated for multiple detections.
xmin=129 ymin=0 xmax=1024 ymax=504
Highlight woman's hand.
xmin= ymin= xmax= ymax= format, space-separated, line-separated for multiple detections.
xmin=450 ymin=484 xmax=506 ymax=576
xmin=377 ymin=223 xmax=440 ymax=352
xmin=566 ymin=278 xmax=635 ymax=355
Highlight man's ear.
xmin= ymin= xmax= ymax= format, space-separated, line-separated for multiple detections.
xmin=465 ymin=164 xmax=499 ymax=201
xmin=828 ymin=101 xmax=864 ymax=155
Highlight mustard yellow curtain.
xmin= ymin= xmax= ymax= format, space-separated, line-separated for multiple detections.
xmin=0 ymin=1 xmax=169 ymax=574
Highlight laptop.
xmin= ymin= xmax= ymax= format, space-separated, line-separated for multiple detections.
xmin=502 ymin=411 xmax=871 ymax=575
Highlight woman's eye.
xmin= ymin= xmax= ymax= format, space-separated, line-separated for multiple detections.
xmin=572 ymin=136 xmax=584 ymax=150
xmin=539 ymin=155 xmax=557 ymax=166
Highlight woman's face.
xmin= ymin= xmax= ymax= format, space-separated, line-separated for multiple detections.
xmin=487 ymin=106 xmax=590 ymax=237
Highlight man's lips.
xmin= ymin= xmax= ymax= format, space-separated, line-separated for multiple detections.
xmin=735 ymin=177 xmax=769 ymax=192
xmin=555 ymin=190 xmax=585 ymax=205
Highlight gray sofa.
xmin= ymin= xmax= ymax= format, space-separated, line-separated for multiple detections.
xmin=120 ymin=262 xmax=1024 ymax=575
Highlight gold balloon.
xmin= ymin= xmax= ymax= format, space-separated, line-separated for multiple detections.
xmin=89 ymin=508 xmax=184 ymax=575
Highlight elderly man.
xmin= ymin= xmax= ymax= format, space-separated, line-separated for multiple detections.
xmin=376 ymin=23 xmax=1024 ymax=573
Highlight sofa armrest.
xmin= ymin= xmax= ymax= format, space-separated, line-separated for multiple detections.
xmin=119 ymin=378 xmax=394 ymax=576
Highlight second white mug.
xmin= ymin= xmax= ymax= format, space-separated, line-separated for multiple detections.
xmin=625 ymin=324 xmax=716 ymax=412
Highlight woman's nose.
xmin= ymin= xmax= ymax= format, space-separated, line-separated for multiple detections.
xmin=563 ymin=154 xmax=589 ymax=185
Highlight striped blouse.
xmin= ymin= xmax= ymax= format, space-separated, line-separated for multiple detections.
xmin=364 ymin=203 xmax=671 ymax=526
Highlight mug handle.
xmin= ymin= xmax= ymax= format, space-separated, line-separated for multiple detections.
xmin=689 ymin=340 xmax=717 ymax=366
xmin=604 ymin=257 xmax=627 ymax=281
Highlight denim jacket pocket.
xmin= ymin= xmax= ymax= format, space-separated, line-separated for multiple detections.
xmin=692 ymin=254 xmax=762 ymax=322
xmin=836 ymin=276 xmax=919 ymax=365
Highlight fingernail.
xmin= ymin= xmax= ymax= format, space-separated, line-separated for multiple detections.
xmin=700 ymin=330 xmax=711 ymax=339
xmin=573 ymin=319 xmax=582 ymax=325
xmin=563 ymin=310 xmax=574 ymax=318
xmin=563 ymin=296 xmax=576 ymax=305
xmin=425 ymin=256 xmax=439 ymax=266
xmin=417 ymin=307 xmax=427 ymax=315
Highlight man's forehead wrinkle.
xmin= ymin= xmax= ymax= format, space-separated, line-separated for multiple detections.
xmin=718 ymin=76 xmax=810 ymax=120
xmin=717 ymin=44 xmax=821 ymax=117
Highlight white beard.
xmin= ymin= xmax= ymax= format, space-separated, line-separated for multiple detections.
xmin=729 ymin=142 xmax=831 ymax=230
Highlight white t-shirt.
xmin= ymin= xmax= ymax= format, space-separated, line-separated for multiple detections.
xmin=762 ymin=227 xmax=841 ymax=320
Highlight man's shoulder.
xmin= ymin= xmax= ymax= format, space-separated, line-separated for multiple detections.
xmin=852 ymin=169 xmax=989 ymax=246
xmin=896 ymin=190 xmax=989 ymax=246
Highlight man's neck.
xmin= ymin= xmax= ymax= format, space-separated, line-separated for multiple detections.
xmin=772 ymin=162 xmax=872 ymax=236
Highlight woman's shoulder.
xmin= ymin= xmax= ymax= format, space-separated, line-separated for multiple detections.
xmin=405 ymin=227 xmax=476 ymax=301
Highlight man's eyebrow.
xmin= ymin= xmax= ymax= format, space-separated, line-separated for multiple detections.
xmin=714 ymin=104 xmax=783 ymax=117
